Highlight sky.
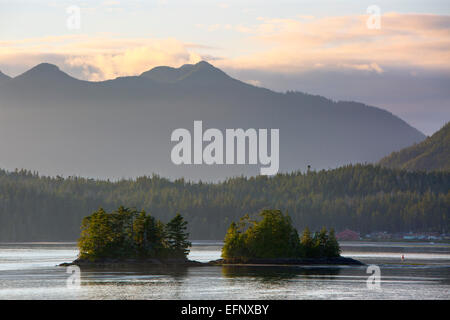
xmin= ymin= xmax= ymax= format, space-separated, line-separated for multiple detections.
xmin=1 ymin=0 xmax=449 ymax=135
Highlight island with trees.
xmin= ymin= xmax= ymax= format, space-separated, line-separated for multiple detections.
xmin=63 ymin=206 xmax=198 ymax=266
xmin=214 ymin=209 xmax=363 ymax=265
xmin=63 ymin=207 xmax=362 ymax=267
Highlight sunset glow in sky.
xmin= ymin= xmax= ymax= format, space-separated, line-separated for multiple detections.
xmin=1 ymin=0 xmax=449 ymax=135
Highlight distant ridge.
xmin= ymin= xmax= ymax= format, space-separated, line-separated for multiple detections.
xmin=0 ymin=60 xmax=426 ymax=180
xmin=140 ymin=60 xmax=232 ymax=84
xmin=379 ymin=122 xmax=450 ymax=172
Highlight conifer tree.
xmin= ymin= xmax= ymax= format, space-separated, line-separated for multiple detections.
xmin=166 ymin=213 xmax=191 ymax=258
xmin=325 ymin=228 xmax=341 ymax=257
xmin=300 ymin=227 xmax=314 ymax=258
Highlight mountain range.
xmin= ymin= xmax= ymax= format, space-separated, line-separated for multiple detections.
xmin=0 ymin=61 xmax=425 ymax=180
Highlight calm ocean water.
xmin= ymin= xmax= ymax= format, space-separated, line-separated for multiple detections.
xmin=0 ymin=241 xmax=448 ymax=299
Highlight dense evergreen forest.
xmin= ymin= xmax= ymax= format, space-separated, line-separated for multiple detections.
xmin=380 ymin=122 xmax=449 ymax=172
xmin=222 ymin=209 xmax=341 ymax=260
xmin=78 ymin=207 xmax=191 ymax=261
xmin=0 ymin=164 xmax=448 ymax=241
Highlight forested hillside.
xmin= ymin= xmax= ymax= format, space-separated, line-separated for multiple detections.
xmin=0 ymin=164 xmax=448 ymax=241
xmin=379 ymin=122 xmax=449 ymax=171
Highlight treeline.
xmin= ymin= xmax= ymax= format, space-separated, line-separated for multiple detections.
xmin=0 ymin=164 xmax=449 ymax=241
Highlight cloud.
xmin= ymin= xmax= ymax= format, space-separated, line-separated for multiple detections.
xmin=0 ymin=13 xmax=449 ymax=80
xmin=340 ymin=62 xmax=384 ymax=74
xmin=102 ymin=0 xmax=121 ymax=5
xmin=0 ymin=35 xmax=203 ymax=80
xmin=215 ymin=13 xmax=450 ymax=74
xmin=244 ymin=79 xmax=262 ymax=86
xmin=63 ymin=38 xmax=202 ymax=81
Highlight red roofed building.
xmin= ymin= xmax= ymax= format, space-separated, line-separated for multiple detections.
xmin=336 ymin=229 xmax=360 ymax=241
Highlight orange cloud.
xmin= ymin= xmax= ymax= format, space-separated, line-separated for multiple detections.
xmin=63 ymin=38 xmax=203 ymax=81
xmin=216 ymin=13 xmax=450 ymax=73
xmin=1 ymin=13 xmax=449 ymax=79
xmin=0 ymin=35 xmax=203 ymax=80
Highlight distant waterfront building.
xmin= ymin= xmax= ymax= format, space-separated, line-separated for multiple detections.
xmin=336 ymin=229 xmax=360 ymax=241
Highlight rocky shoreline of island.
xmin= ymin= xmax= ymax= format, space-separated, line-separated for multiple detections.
xmin=59 ymin=257 xmax=205 ymax=267
xmin=209 ymin=256 xmax=364 ymax=266
xmin=59 ymin=255 xmax=364 ymax=267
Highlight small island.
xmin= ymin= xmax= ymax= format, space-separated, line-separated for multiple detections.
xmin=61 ymin=206 xmax=199 ymax=267
xmin=213 ymin=209 xmax=363 ymax=266
xmin=61 ymin=207 xmax=363 ymax=267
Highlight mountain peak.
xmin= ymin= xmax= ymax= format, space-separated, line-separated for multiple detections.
xmin=140 ymin=60 xmax=231 ymax=84
xmin=194 ymin=60 xmax=214 ymax=68
xmin=20 ymin=63 xmax=62 ymax=76
xmin=31 ymin=62 xmax=60 ymax=72
xmin=14 ymin=63 xmax=77 ymax=83
xmin=187 ymin=60 xmax=227 ymax=75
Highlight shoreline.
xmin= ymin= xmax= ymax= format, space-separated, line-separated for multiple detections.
xmin=59 ymin=257 xmax=205 ymax=267
xmin=210 ymin=256 xmax=364 ymax=266
xmin=59 ymin=256 xmax=364 ymax=267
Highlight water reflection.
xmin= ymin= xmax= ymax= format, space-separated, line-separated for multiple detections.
xmin=78 ymin=264 xmax=191 ymax=286
xmin=221 ymin=265 xmax=341 ymax=281
xmin=0 ymin=241 xmax=448 ymax=299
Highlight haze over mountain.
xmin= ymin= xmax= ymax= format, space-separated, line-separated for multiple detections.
xmin=379 ymin=122 xmax=450 ymax=172
xmin=0 ymin=61 xmax=425 ymax=180
xmin=0 ymin=71 xmax=11 ymax=84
